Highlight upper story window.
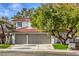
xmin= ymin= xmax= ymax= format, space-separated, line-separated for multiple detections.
xmin=17 ymin=22 xmax=22 ymax=27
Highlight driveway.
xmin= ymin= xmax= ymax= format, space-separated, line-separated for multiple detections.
xmin=9 ymin=44 xmax=53 ymax=51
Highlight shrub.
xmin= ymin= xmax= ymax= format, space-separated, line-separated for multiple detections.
xmin=53 ymin=44 xmax=68 ymax=50
xmin=0 ymin=44 xmax=11 ymax=49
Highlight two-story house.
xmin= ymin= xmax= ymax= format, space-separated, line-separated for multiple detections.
xmin=11 ymin=18 xmax=51 ymax=44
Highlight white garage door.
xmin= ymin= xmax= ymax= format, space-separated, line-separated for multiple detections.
xmin=15 ymin=34 xmax=27 ymax=44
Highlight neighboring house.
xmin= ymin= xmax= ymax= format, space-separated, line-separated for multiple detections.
xmin=10 ymin=18 xmax=51 ymax=44
xmin=69 ymin=36 xmax=79 ymax=49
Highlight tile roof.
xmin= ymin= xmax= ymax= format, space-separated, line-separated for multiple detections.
xmin=12 ymin=18 xmax=30 ymax=22
xmin=14 ymin=27 xmax=45 ymax=32
xmin=14 ymin=27 xmax=38 ymax=32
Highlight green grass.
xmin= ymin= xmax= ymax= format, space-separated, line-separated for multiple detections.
xmin=0 ymin=44 xmax=11 ymax=49
xmin=53 ymin=44 xmax=68 ymax=50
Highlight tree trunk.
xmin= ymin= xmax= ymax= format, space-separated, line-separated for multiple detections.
xmin=1 ymin=24 xmax=5 ymax=44
xmin=1 ymin=39 xmax=5 ymax=44
xmin=59 ymin=37 xmax=67 ymax=45
xmin=62 ymin=40 xmax=67 ymax=45
xmin=52 ymin=30 xmax=67 ymax=44
xmin=51 ymin=29 xmax=76 ymax=45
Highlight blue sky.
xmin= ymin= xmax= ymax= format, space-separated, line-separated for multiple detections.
xmin=0 ymin=3 xmax=41 ymax=19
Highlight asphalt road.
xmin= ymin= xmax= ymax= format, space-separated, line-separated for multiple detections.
xmin=0 ymin=51 xmax=79 ymax=56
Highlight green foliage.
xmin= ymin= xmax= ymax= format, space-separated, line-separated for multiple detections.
xmin=53 ymin=44 xmax=68 ymax=49
xmin=12 ymin=8 xmax=31 ymax=19
xmin=0 ymin=20 xmax=4 ymax=25
xmin=0 ymin=44 xmax=11 ymax=49
xmin=30 ymin=4 xmax=79 ymax=44
xmin=30 ymin=4 xmax=79 ymax=32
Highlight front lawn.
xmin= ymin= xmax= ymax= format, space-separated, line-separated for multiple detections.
xmin=53 ymin=44 xmax=68 ymax=50
xmin=0 ymin=44 xmax=11 ymax=49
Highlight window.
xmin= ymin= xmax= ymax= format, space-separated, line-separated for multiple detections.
xmin=17 ymin=22 xmax=22 ymax=27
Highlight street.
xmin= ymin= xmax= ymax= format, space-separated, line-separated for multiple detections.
xmin=0 ymin=49 xmax=79 ymax=56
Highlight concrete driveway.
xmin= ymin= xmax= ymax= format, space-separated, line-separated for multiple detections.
xmin=9 ymin=44 xmax=53 ymax=51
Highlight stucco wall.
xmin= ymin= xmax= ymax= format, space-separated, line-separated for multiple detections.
xmin=16 ymin=22 xmax=31 ymax=28
xmin=22 ymin=22 xmax=31 ymax=27
xmin=22 ymin=22 xmax=28 ymax=27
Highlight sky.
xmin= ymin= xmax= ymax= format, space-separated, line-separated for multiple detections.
xmin=0 ymin=3 xmax=41 ymax=19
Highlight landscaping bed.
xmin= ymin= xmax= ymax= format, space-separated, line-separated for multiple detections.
xmin=53 ymin=44 xmax=68 ymax=50
xmin=0 ymin=44 xmax=11 ymax=49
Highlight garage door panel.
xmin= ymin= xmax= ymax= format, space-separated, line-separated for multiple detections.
xmin=15 ymin=34 xmax=27 ymax=44
xmin=28 ymin=34 xmax=50 ymax=44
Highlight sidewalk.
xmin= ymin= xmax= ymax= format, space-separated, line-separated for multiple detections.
xmin=0 ymin=48 xmax=79 ymax=56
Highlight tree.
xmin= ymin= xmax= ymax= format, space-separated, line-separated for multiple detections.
xmin=12 ymin=8 xmax=31 ymax=19
xmin=30 ymin=3 xmax=79 ymax=44
xmin=0 ymin=20 xmax=6 ymax=44
xmin=0 ymin=16 xmax=14 ymax=44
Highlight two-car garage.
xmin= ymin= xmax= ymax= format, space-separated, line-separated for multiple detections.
xmin=14 ymin=32 xmax=51 ymax=44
